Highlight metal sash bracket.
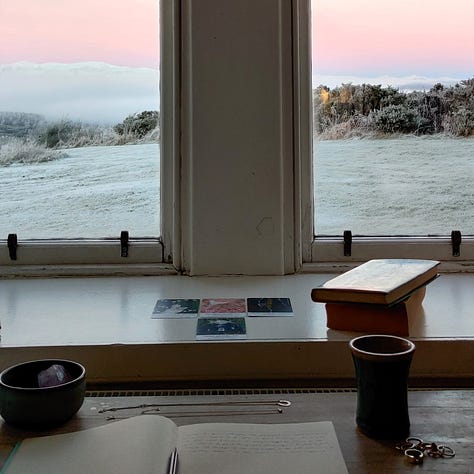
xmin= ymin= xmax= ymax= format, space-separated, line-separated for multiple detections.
xmin=120 ymin=231 xmax=129 ymax=258
xmin=7 ymin=233 xmax=18 ymax=260
xmin=343 ymin=230 xmax=352 ymax=257
xmin=451 ymin=230 xmax=461 ymax=257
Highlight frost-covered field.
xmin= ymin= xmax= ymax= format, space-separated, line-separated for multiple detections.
xmin=1 ymin=137 xmax=474 ymax=239
xmin=314 ymin=136 xmax=474 ymax=235
xmin=0 ymin=143 xmax=160 ymax=238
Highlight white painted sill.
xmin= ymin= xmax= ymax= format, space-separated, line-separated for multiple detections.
xmin=0 ymin=273 xmax=472 ymax=385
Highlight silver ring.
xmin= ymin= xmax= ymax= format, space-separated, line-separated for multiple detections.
xmin=406 ymin=437 xmax=423 ymax=445
xmin=439 ymin=445 xmax=455 ymax=458
xmin=404 ymin=448 xmax=424 ymax=464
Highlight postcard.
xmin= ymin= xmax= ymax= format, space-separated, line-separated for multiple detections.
xmin=151 ymin=298 xmax=200 ymax=318
xmin=199 ymin=298 xmax=247 ymax=317
xmin=247 ymin=297 xmax=293 ymax=317
xmin=196 ymin=317 xmax=247 ymax=339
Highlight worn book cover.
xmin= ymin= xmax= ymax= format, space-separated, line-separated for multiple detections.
xmin=311 ymin=259 xmax=439 ymax=305
xmin=325 ymin=287 xmax=427 ymax=336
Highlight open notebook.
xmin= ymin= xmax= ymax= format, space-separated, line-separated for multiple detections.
xmin=2 ymin=415 xmax=348 ymax=474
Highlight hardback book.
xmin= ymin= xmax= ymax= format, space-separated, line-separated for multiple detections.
xmin=2 ymin=415 xmax=348 ymax=474
xmin=311 ymin=259 xmax=440 ymax=305
xmin=325 ymin=286 xmax=426 ymax=336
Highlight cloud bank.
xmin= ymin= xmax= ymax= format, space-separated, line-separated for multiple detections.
xmin=0 ymin=62 xmax=159 ymax=125
xmin=313 ymin=73 xmax=462 ymax=91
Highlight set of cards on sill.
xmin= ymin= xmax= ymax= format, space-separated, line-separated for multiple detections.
xmin=151 ymin=297 xmax=293 ymax=340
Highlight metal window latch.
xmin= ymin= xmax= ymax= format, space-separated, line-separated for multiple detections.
xmin=343 ymin=230 xmax=352 ymax=256
xmin=451 ymin=230 xmax=461 ymax=257
xmin=120 ymin=231 xmax=129 ymax=258
xmin=7 ymin=233 xmax=18 ymax=260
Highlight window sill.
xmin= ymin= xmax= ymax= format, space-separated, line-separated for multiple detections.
xmin=0 ymin=273 xmax=472 ymax=385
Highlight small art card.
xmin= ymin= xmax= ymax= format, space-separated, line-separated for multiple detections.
xmin=196 ymin=317 xmax=247 ymax=339
xmin=151 ymin=298 xmax=200 ymax=318
xmin=247 ymin=297 xmax=294 ymax=317
xmin=199 ymin=298 xmax=247 ymax=317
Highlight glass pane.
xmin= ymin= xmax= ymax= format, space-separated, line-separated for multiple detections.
xmin=0 ymin=0 xmax=160 ymax=239
xmin=312 ymin=0 xmax=474 ymax=236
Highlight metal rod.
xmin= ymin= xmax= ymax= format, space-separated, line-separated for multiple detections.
xmin=106 ymin=409 xmax=283 ymax=421
xmin=98 ymin=399 xmax=291 ymax=413
xmin=142 ymin=408 xmax=284 ymax=416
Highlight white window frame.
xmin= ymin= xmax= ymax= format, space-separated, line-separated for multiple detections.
xmin=298 ymin=0 xmax=474 ymax=273
xmin=0 ymin=1 xmax=177 ymax=277
xmin=2 ymin=0 xmax=473 ymax=277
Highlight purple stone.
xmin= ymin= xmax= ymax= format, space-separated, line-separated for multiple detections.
xmin=37 ymin=364 xmax=73 ymax=388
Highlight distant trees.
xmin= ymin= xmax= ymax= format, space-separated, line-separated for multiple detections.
xmin=36 ymin=120 xmax=116 ymax=149
xmin=0 ymin=112 xmax=45 ymax=138
xmin=33 ymin=111 xmax=160 ymax=149
xmin=314 ymin=78 xmax=474 ymax=138
xmin=0 ymin=110 xmax=161 ymax=166
xmin=0 ymin=110 xmax=161 ymax=155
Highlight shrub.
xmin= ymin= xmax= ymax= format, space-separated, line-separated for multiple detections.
xmin=0 ymin=139 xmax=66 ymax=166
xmin=312 ymin=78 xmax=474 ymax=138
xmin=443 ymin=108 xmax=474 ymax=136
xmin=36 ymin=120 xmax=123 ymax=149
xmin=114 ymin=111 xmax=160 ymax=138
xmin=37 ymin=120 xmax=78 ymax=148
xmin=371 ymin=105 xmax=423 ymax=134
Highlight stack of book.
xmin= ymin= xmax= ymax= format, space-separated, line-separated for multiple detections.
xmin=311 ymin=259 xmax=440 ymax=336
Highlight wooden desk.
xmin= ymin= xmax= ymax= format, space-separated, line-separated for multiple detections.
xmin=0 ymin=390 xmax=472 ymax=473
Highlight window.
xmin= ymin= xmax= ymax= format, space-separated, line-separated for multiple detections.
xmin=4 ymin=1 xmax=473 ymax=276
xmin=309 ymin=0 xmax=474 ymax=267
xmin=0 ymin=0 xmax=173 ymax=272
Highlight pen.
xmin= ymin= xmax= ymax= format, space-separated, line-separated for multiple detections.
xmin=167 ymin=447 xmax=178 ymax=474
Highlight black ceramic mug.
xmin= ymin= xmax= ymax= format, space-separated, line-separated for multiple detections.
xmin=349 ymin=334 xmax=416 ymax=439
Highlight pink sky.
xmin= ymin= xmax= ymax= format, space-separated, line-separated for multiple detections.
xmin=0 ymin=0 xmax=159 ymax=68
xmin=313 ymin=0 xmax=474 ymax=77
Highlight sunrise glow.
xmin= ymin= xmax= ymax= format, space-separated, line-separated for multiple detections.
xmin=312 ymin=0 xmax=474 ymax=78
xmin=0 ymin=0 xmax=159 ymax=68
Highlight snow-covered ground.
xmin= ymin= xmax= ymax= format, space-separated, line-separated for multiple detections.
xmin=2 ymin=137 xmax=474 ymax=239
xmin=0 ymin=143 xmax=160 ymax=238
xmin=314 ymin=136 xmax=474 ymax=235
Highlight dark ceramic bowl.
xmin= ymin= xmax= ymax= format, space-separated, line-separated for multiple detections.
xmin=0 ymin=359 xmax=86 ymax=428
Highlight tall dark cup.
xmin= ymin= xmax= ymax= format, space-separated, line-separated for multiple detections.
xmin=349 ymin=334 xmax=416 ymax=439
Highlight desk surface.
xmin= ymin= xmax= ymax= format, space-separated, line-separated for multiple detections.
xmin=0 ymin=390 xmax=472 ymax=473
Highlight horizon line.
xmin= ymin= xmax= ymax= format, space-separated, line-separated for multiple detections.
xmin=313 ymin=73 xmax=470 ymax=91
xmin=0 ymin=60 xmax=159 ymax=70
